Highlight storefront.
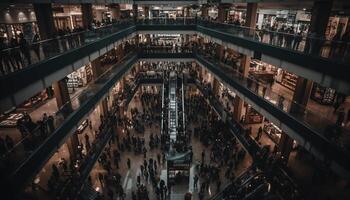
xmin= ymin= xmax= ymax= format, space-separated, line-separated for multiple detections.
xmin=167 ymin=152 xmax=191 ymax=185
xmin=325 ymin=15 xmax=349 ymax=40
xmin=0 ymin=5 xmax=38 ymax=40
xmin=0 ymin=89 xmax=50 ymax=128
xmin=244 ymin=104 xmax=264 ymax=124
xmin=67 ymin=65 xmax=93 ymax=93
xmin=311 ymin=83 xmax=337 ymax=105
xmin=52 ymin=5 xmax=83 ymax=30
xmin=275 ymin=69 xmax=298 ymax=91
xmin=249 ymin=59 xmax=277 ymax=85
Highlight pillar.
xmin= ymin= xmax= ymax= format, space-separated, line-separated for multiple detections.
xmin=67 ymin=133 xmax=80 ymax=161
xmin=306 ymin=0 xmax=333 ymax=54
xmin=33 ymin=3 xmax=56 ymax=39
xmin=290 ymin=77 xmax=313 ymax=114
xmin=212 ymin=78 xmax=220 ymax=96
xmin=134 ymin=34 xmax=139 ymax=46
xmin=201 ymin=5 xmax=209 ymax=18
xmin=100 ymin=98 xmax=109 ymax=117
xmin=309 ymin=0 xmax=333 ymax=37
xmin=110 ymin=4 xmax=121 ymax=21
xmin=132 ymin=4 xmax=138 ymax=22
xmin=145 ymin=34 xmax=151 ymax=44
xmin=185 ymin=7 xmax=190 ymax=17
xmin=278 ymin=132 xmax=294 ymax=162
xmin=240 ymin=55 xmax=250 ymax=77
xmin=218 ymin=4 xmax=229 ymax=23
xmin=81 ymin=3 xmax=93 ymax=29
xmin=53 ymin=78 xmax=72 ymax=117
xmin=216 ymin=45 xmax=224 ymax=61
xmin=117 ymin=44 xmax=124 ymax=61
xmin=144 ymin=6 xmax=150 ymax=18
xmin=233 ymin=55 xmax=250 ymax=122
xmin=233 ymin=96 xmax=244 ymax=121
xmin=91 ymin=58 xmax=103 ymax=80
xmin=245 ymin=3 xmax=258 ymax=28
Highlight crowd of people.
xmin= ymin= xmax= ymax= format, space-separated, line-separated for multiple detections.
xmin=186 ymin=92 xmax=249 ymax=199
xmin=0 ymin=112 xmax=55 ymax=171
xmin=0 ymin=20 xmax=134 ymax=76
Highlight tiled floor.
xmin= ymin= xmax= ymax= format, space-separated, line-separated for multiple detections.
xmin=88 ymin=86 xmax=252 ymax=200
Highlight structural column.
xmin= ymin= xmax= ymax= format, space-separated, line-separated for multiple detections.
xmin=91 ymin=57 xmax=103 ymax=80
xmin=100 ymin=98 xmax=109 ymax=117
xmin=309 ymin=0 xmax=333 ymax=37
xmin=185 ymin=7 xmax=190 ymax=18
xmin=110 ymin=4 xmax=121 ymax=21
xmin=278 ymin=132 xmax=294 ymax=162
xmin=212 ymin=78 xmax=220 ymax=96
xmin=116 ymin=44 xmax=124 ymax=61
xmin=232 ymin=1 xmax=254 ymax=122
xmin=201 ymin=5 xmax=209 ymax=18
xmin=53 ymin=77 xmax=79 ymax=161
xmin=53 ymin=78 xmax=72 ymax=116
xmin=81 ymin=3 xmax=93 ymax=29
xmin=245 ymin=3 xmax=258 ymax=28
xmin=67 ymin=133 xmax=80 ymax=161
xmin=216 ymin=45 xmax=224 ymax=61
xmin=306 ymin=0 xmax=333 ymax=54
xmin=218 ymin=4 xmax=229 ymax=23
xmin=233 ymin=55 xmax=250 ymax=122
xmin=33 ymin=3 xmax=56 ymax=39
xmin=290 ymin=77 xmax=313 ymax=114
xmin=132 ymin=4 xmax=138 ymax=22
xmin=144 ymin=6 xmax=150 ymax=18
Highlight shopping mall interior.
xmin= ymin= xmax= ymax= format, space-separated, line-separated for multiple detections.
xmin=0 ymin=0 xmax=350 ymax=200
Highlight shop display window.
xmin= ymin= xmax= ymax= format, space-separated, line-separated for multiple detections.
xmin=263 ymin=121 xmax=282 ymax=145
xmin=20 ymin=90 xmax=49 ymax=109
xmin=275 ymin=70 xmax=298 ymax=91
xmin=76 ymin=119 xmax=89 ymax=134
xmin=249 ymin=59 xmax=277 ymax=85
xmin=244 ymin=105 xmax=263 ymax=124
xmin=311 ymin=83 xmax=336 ymax=105
xmin=0 ymin=113 xmax=24 ymax=128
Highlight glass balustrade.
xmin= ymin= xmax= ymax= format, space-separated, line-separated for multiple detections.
xmin=197 ymin=19 xmax=350 ymax=63
xmin=0 ymin=20 xmax=133 ymax=76
xmin=0 ymin=52 xmax=137 ymax=173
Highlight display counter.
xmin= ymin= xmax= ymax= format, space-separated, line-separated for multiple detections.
xmin=263 ymin=121 xmax=282 ymax=145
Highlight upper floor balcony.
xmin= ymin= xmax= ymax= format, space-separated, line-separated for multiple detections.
xmin=1 ymin=17 xmax=349 ymax=112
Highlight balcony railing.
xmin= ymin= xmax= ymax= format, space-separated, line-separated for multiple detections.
xmin=6 ymin=53 xmax=137 ymax=192
xmin=0 ymin=20 xmax=133 ymax=77
xmin=197 ymin=19 xmax=350 ymax=64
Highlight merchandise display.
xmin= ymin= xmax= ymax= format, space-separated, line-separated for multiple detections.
xmin=245 ymin=105 xmax=263 ymax=124
xmin=263 ymin=121 xmax=282 ymax=145
xmin=276 ymin=70 xmax=298 ymax=91
xmin=249 ymin=59 xmax=277 ymax=85
xmin=76 ymin=119 xmax=89 ymax=134
xmin=19 ymin=90 xmax=49 ymax=109
xmin=311 ymin=83 xmax=336 ymax=105
xmin=0 ymin=113 xmax=24 ymax=128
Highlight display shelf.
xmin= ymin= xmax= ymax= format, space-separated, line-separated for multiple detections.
xmin=76 ymin=119 xmax=88 ymax=134
xmin=263 ymin=122 xmax=282 ymax=145
xmin=0 ymin=113 xmax=24 ymax=128
xmin=311 ymin=83 xmax=336 ymax=105
xmin=278 ymin=71 xmax=298 ymax=91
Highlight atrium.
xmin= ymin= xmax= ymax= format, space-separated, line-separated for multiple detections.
xmin=0 ymin=0 xmax=350 ymax=200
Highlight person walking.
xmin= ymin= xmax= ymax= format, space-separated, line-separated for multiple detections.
xmin=193 ymin=174 xmax=199 ymax=189
xmin=18 ymin=33 xmax=31 ymax=65
xmin=127 ymin=158 xmax=131 ymax=169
